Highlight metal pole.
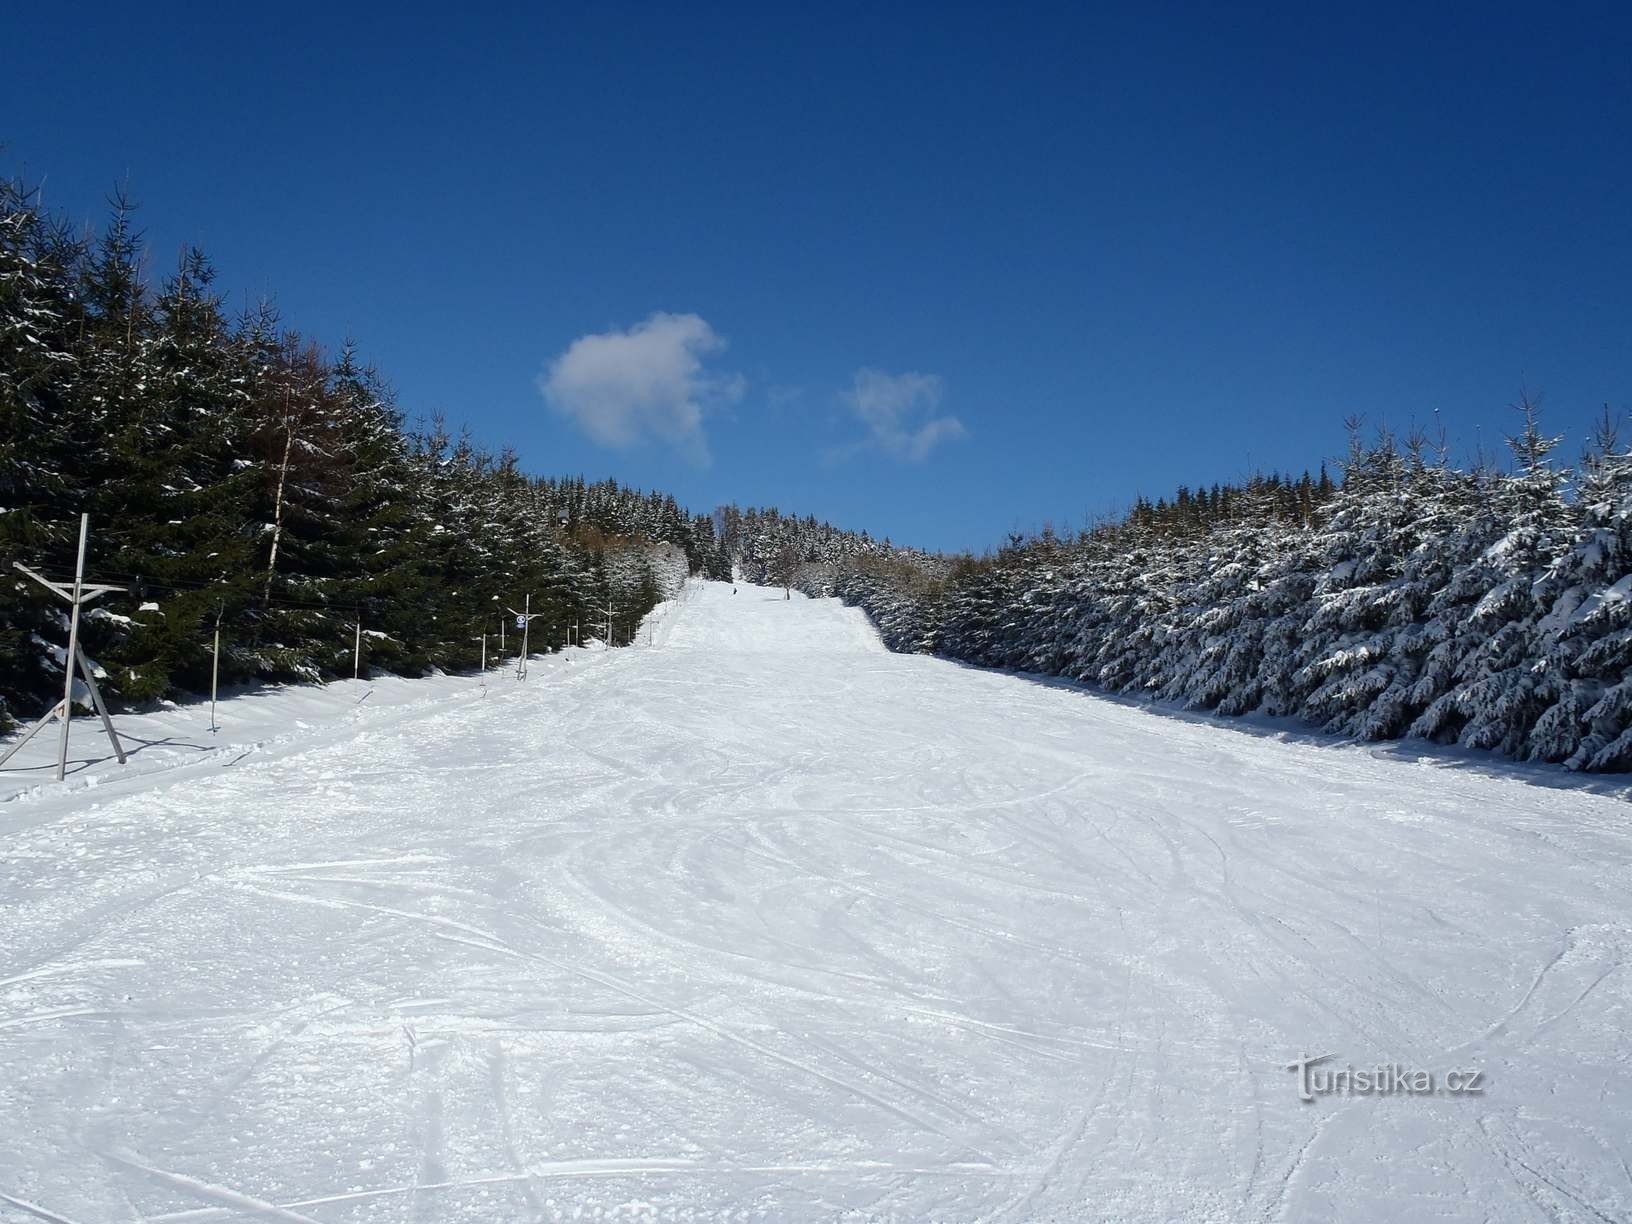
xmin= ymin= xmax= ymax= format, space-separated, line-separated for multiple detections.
xmin=54 ymin=514 xmax=89 ymax=782
xmin=353 ymin=618 xmax=362 ymax=680
xmin=481 ymin=632 xmax=487 ymax=672
xmin=519 ymin=593 xmax=530 ymax=680
xmin=210 ymin=619 xmax=220 ymax=734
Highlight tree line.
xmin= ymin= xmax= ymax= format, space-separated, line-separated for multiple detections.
xmin=741 ymin=413 xmax=1632 ymax=773
xmin=0 ymin=176 xmax=728 ymax=729
xmin=11 ymin=168 xmax=1632 ymax=775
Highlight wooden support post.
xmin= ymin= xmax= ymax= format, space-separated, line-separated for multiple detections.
xmin=210 ymin=616 xmax=221 ymax=734
xmin=518 ymin=593 xmax=531 ymax=680
xmin=1 ymin=514 xmax=128 ymax=780
xmin=74 ymin=647 xmax=125 ymax=766
xmin=505 ymin=597 xmax=538 ymax=680
xmin=0 ymin=701 xmax=67 ymax=769
xmin=596 ymin=601 xmax=620 ymax=648
xmin=54 ymin=514 xmax=89 ymax=781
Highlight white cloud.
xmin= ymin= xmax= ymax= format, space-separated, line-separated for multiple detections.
xmin=539 ymin=312 xmax=744 ymax=464
xmin=839 ymin=368 xmax=966 ymax=462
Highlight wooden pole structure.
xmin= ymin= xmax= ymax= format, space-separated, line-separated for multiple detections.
xmin=595 ymin=601 xmax=620 ymax=648
xmin=210 ymin=607 xmax=222 ymax=734
xmin=54 ymin=515 xmax=89 ymax=777
xmin=505 ymin=597 xmax=535 ymax=680
xmin=0 ymin=514 xmax=129 ymax=780
xmin=518 ymin=593 xmax=530 ymax=680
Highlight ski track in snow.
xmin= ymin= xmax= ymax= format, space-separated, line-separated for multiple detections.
xmin=2 ymin=581 xmax=1630 ymax=1222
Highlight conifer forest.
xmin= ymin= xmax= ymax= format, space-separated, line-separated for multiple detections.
xmin=7 ymin=175 xmax=1632 ymax=772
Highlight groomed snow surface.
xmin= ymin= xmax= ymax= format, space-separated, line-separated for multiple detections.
xmin=3 ymin=581 xmax=1630 ymax=1223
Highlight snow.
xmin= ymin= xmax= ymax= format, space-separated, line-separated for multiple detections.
xmin=1570 ymin=573 xmax=1632 ymax=625
xmin=2 ymin=581 xmax=1630 ymax=1222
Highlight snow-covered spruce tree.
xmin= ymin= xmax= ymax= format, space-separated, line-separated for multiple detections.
xmin=1530 ymin=409 xmax=1632 ymax=767
xmin=934 ymin=549 xmax=1014 ymax=669
xmin=686 ymin=511 xmax=730 ymax=580
xmin=238 ymin=328 xmax=354 ymax=682
xmin=322 ymin=340 xmax=427 ymax=676
xmin=0 ymin=170 xmax=722 ymax=720
xmin=787 ymin=426 xmax=1632 ymax=773
xmin=403 ymin=420 xmax=508 ymax=668
xmin=0 ymin=176 xmax=85 ymax=727
xmin=1406 ymin=398 xmax=1572 ymax=754
xmin=1290 ymin=428 xmax=1460 ymax=739
xmin=1165 ymin=476 xmax=1320 ymax=717
xmin=94 ymin=248 xmax=257 ymax=701
xmin=1455 ymin=401 xmax=1575 ymax=754
xmin=72 ymin=189 xmax=152 ymax=501
xmin=1005 ymin=528 xmax=1075 ymax=676
xmin=1070 ymin=527 xmax=1168 ymax=694
xmin=720 ymin=502 xmax=934 ymax=592
xmin=827 ymin=552 xmax=945 ymax=652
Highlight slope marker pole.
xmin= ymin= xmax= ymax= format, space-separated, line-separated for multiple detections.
xmin=210 ymin=604 xmax=222 ymax=734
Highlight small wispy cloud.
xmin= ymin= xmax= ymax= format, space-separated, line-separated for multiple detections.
xmin=538 ymin=312 xmax=744 ymax=465
xmin=836 ymin=367 xmax=966 ymax=462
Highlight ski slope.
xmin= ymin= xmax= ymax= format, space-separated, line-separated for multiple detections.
xmin=3 ymin=581 xmax=1630 ymax=1223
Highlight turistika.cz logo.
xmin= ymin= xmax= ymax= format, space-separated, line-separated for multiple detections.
xmin=1284 ymin=1053 xmax=1486 ymax=1102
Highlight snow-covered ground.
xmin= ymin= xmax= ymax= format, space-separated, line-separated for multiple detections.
xmin=3 ymin=581 xmax=1630 ymax=1223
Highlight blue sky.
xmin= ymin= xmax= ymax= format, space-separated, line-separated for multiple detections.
xmin=5 ymin=3 xmax=1629 ymax=552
